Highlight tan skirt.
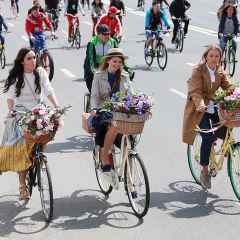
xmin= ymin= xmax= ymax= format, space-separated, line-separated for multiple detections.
xmin=0 ymin=108 xmax=34 ymax=172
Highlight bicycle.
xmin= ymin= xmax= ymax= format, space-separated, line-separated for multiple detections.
xmin=144 ymin=29 xmax=169 ymax=70
xmin=32 ymin=33 xmax=54 ymax=81
xmin=137 ymin=0 xmax=145 ymax=11
xmin=26 ymin=143 xmax=53 ymax=222
xmin=187 ymin=107 xmax=240 ymax=200
xmin=65 ymin=13 xmax=82 ymax=49
xmin=222 ymin=34 xmax=237 ymax=77
xmin=172 ymin=17 xmax=186 ymax=53
xmin=46 ymin=8 xmax=61 ymax=32
xmin=0 ymin=43 xmax=6 ymax=69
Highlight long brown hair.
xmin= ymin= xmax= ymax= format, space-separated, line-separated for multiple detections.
xmin=201 ymin=44 xmax=223 ymax=71
xmin=100 ymin=56 xmax=124 ymax=93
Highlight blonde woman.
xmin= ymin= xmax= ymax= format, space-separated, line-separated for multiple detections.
xmin=182 ymin=44 xmax=233 ymax=189
xmin=90 ymin=48 xmax=132 ymax=178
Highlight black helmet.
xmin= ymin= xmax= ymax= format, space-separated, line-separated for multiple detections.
xmin=97 ymin=24 xmax=110 ymax=35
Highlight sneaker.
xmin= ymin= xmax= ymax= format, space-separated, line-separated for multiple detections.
xmin=101 ymin=164 xmax=112 ymax=172
xmin=200 ymin=171 xmax=211 ymax=190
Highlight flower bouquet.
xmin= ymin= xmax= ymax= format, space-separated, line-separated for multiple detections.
xmin=102 ymin=91 xmax=153 ymax=134
xmin=18 ymin=104 xmax=70 ymax=144
xmin=214 ymin=87 xmax=240 ymax=128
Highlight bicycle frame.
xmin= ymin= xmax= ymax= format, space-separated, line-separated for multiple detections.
xmin=209 ymin=128 xmax=235 ymax=175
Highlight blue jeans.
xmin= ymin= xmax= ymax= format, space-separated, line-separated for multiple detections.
xmin=32 ymin=32 xmax=46 ymax=52
xmin=199 ymin=111 xmax=227 ymax=166
xmin=219 ymin=35 xmax=237 ymax=52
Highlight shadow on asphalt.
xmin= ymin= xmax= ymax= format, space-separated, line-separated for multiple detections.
xmin=0 ymin=194 xmax=49 ymax=237
xmin=149 ymin=181 xmax=240 ymax=218
xmin=132 ymin=64 xmax=160 ymax=72
xmin=46 ymin=135 xmax=93 ymax=153
xmin=72 ymin=77 xmax=85 ymax=82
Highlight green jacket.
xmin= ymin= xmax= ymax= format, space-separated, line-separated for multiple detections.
xmin=88 ymin=36 xmax=118 ymax=72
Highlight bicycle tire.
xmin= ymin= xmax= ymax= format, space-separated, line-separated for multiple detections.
xmin=0 ymin=49 xmax=6 ymax=69
xmin=40 ymin=52 xmax=54 ymax=81
xmin=37 ymin=157 xmax=54 ymax=222
xmin=75 ymin=28 xmax=81 ymax=49
xmin=84 ymin=93 xmax=91 ymax=113
xmin=124 ymin=153 xmax=150 ymax=218
xmin=228 ymin=144 xmax=240 ymax=200
xmin=187 ymin=134 xmax=202 ymax=185
xmin=93 ymin=145 xmax=113 ymax=196
xmin=157 ymin=41 xmax=168 ymax=70
xmin=26 ymin=166 xmax=35 ymax=197
xmin=228 ymin=48 xmax=236 ymax=77
xmin=144 ymin=43 xmax=154 ymax=67
xmin=178 ymin=29 xmax=184 ymax=53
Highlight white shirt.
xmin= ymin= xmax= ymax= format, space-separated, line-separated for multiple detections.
xmin=7 ymin=67 xmax=55 ymax=110
xmin=206 ymin=64 xmax=216 ymax=114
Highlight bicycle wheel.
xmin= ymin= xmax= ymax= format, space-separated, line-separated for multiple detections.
xmin=228 ymin=48 xmax=236 ymax=77
xmin=178 ymin=29 xmax=184 ymax=53
xmin=84 ymin=93 xmax=91 ymax=113
xmin=93 ymin=145 xmax=113 ymax=195
xmin=37 ymin=155 xmax=53 ymax=222
xmin=26 ymin=166 xmax=35 ymax=197
xmin=124 ymin=153 xmax=150 ymax=218
xmin=228 ymin=144 xmax=240 ymax=200
xmin=157 ymin=41 xmax=168 ymax=70
xmin=187 ymin=133 xmax=202 ymax=185
xmin=75 ymin=28 xmax=81 ymax=49
xmin=41 ymin=52 xmax=54 ymax=81
xmin=144 ymin=43 xmax=154 ymax=67
xmin=0 ymin=48 xmax=6 ymax=69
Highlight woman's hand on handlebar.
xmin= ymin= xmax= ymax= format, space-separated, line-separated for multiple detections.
xmin=196 ymin=105 xmax=207 ymax=112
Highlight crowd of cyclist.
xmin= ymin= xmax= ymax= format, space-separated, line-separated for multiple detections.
xmin=0 ymin=0 xmax=240 ymax=203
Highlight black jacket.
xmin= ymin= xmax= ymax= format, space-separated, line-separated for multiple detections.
xmin=218 ymin=15 xmax=239 ymax=36
xmin=45 ymin=0 xmax=60 ymax=9
xmin=0 ymin=15 xmax=8 ymax=33
xmin=169 ymin=0 xmax=191 ymax=18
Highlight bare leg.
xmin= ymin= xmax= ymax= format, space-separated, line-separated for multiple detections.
xmin=102 ymin=125 xmax=118 ymax=166
xmin=18 ymin=170 xmax=29 ymax=200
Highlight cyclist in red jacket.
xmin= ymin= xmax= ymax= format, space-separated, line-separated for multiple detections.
xmin=25 ymin=5 xmax=53 ymax=48
xmin=95 ymin=6 xmax=122 ymax=40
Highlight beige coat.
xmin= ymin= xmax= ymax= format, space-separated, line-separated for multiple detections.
xmin=182 ymin=63 xmax=233 ymax=145
xmin=90 ymin=70 xmax=132 ymax=109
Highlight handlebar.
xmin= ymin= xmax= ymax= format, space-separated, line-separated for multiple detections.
xmin=65 ymin=13 xmax=79 ymax=18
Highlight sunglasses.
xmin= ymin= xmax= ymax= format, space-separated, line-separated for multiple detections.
xmin=26 ymin=56 xmax=36 ymax=60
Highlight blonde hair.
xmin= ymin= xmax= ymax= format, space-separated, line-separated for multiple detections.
xmin=201 ymin=44 xmax=223 ymax=69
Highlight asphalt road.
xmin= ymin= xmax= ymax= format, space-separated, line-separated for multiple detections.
xmin=1 ymin=0 xmax=240 ymax=239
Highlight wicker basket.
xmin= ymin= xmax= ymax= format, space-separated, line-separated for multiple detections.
xmin=112 ymin=112 xmax=149 ymax=134
xmin=218 ymin=107 xmax=240 ymax=128
xmin=24 ymin=131 xmax=55 ymax=144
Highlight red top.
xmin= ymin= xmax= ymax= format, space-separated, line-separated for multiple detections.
xmin=25 ymin=13 xmax=52 ymax=34
xmin=95 ymin=15 xmax=122 ymax=36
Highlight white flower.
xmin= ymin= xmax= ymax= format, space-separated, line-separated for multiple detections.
xmin=36 ymin=119 xmax=43 ymax=130
xmin=35 ymin=130 xmax=43 ymax=136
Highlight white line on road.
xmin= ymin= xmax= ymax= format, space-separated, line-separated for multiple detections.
xmin=169 ymin=88 xmax=187 ymax=99
xmin=7 ymin=22 xmax=14 ymax=27
xmin=186 ymin=62 xmax=197 ymax=67
xmin=83 ymin=21 xmax=92 ymax=26
xmin=60 ymin=68 xmax=77 ymax=78
xmin=21 ymin=35 xmax=29 ymax=42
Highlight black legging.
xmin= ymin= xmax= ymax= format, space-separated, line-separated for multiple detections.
xmin=199 ymin=110 xmax=227 ymax=166
xmin=11 ymin=0 xmax=19 ymax=13
xmin=172 ymin=18 xmax=189 ymax=42
xmin=81 ymin=0 xmax=90 ymax=8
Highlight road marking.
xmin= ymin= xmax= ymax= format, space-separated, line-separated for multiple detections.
xmin=186 ymin=62 xmax=197 ymax=67
xmin=60 ymin=68 xmax=77 ymax=78
xmin=7 ymin=22 xmax=14 ymax=27
xmin=83 ymin=21 xmax=92 ymax=26
xmin=208 ymin=11 xmax=216 ymax=15
xmin=21 ymin=35 xmax=29 ymax=42
xmin=169 ymin=88 xmax=187 ymax=99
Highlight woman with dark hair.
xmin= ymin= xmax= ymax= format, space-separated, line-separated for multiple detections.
xmin=90 ymin=48 xmax=133 ymax=181
xmin=0 ymin=48 xmax=59 ymax=201
xmin=91 ymin=0 xmax=106 ymax=36
xmin=218 ymin=4 xmax=239 ymax=52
